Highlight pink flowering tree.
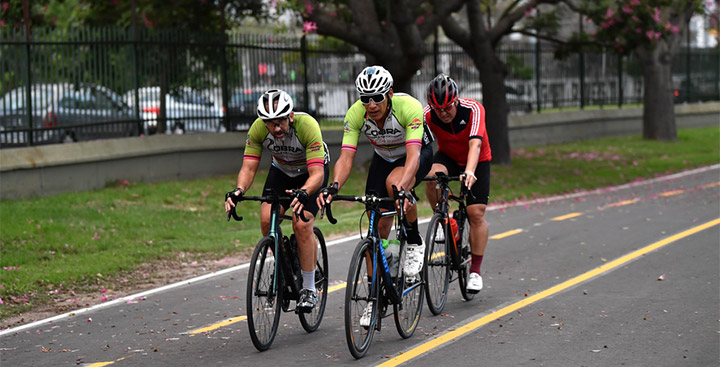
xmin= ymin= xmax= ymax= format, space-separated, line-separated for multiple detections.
xmin=574 ymin=0 xmax=705 ymax=141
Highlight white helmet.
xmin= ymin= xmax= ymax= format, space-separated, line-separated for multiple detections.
xmin=355 ymin=65 xmax=393 ymax=96
xmin=257 ymin=89 xmax=293 ymax=120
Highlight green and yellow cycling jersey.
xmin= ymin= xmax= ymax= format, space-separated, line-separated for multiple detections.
xmin=341 ymin=93 xmax=430 ymax=163
xmin=244 ymin=112 xmax=329 ymax=177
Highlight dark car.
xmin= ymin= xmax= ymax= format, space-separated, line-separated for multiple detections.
xmin=0 ymin=83 xmax=136 ymax=147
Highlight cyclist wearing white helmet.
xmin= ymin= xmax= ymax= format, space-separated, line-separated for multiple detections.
xmin=318 ymin=65 xmax=434 ymax=287
xmin=225 ymin=89 xmax=329 ymax=310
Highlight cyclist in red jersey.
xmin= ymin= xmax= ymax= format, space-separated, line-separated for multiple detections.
xmin=423 ymin=74 xmax=491 ymax=293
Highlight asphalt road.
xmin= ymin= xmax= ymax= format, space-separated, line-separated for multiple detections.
xmin=2 ymin=165 xmax=719 ymax=367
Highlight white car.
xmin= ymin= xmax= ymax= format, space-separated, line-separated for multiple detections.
xmin=124 ymin=87 xmax=224 ymax=134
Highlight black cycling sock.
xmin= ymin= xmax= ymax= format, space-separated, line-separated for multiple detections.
xmin=407 ymin=219 xmax=422 ymax=244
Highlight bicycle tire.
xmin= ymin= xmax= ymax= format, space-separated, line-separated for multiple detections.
xmin=424 ymin=213 xmax=450 ymax=316
xmin=298 ymin=227 xmax=329 ymax=332
xmin=344 ymin=239 xmax=377 ymax=359
xmin=456 ymin=214 xmax=475 ymax=301
xmin=246 ymin=237 xmax=283 ymax=351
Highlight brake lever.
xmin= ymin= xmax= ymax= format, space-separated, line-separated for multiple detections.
xmin=227 ymin=206 xmax=243 ymax=221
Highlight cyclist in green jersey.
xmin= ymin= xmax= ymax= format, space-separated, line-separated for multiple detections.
xmin=318 ymin=65 xmax=434 ymax=279
xmin=225 ymin=89 xmax=329 ymax=310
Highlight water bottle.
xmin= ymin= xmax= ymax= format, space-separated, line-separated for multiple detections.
xmin=387 ymin=239 xmax=400 ymax=277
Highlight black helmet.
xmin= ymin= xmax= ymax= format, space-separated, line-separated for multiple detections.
xmin=427 ymin=74 xmax=458 ymax=109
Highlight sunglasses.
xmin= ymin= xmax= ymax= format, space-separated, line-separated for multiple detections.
xmin=264 ymin=117 xmax=289 ymax=127
xmin=431 ymin=102 xmax=456 ymax=113
xmin=360 ymin=94 xmax=386 ymax=105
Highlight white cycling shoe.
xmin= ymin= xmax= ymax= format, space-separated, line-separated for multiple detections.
xmin=403 ymin=239 xmax=425 ymax=277
xmin=467 ymin=272 xmax=483 ymax=293
xmin=359 ymin=303 xmax=373 ymax=327
xmin=434 ymin=226 xmax=445 ymax=243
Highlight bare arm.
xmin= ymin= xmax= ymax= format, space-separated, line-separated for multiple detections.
xmin=289 ymin=164 xmax=325 ymax=215
xmin=301 ymin=164 xmax=325 ymax=195
xmin=236 ymin=158 xmax=260 ymax=194
xmin=392 ymin=143 xmax=420 ymax=191
xmin=331 ymin=149 xmax=356 ymax=191
xmin=317 ymin=149 xmax=356 ymax=207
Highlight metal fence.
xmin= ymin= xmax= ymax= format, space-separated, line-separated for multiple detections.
xmin=1 ymin=27 xmax=718 ymax=147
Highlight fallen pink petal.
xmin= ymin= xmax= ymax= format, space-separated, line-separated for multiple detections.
xmin=657 ymin=274 xmax=665 ymax=281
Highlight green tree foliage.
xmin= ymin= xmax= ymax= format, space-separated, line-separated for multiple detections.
xmin=278 ymin=0 xmax=464 ymax=92
xmin=1 ymin=0 xmax=266 ymax=30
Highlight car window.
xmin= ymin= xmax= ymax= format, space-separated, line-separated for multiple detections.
xmin=0 ymin=89 xmax=54 ymax=111
xmin=60 ymin=90 xmax=96 ymax=109
xmin=93 ymin=90 xmax=114 ymax=110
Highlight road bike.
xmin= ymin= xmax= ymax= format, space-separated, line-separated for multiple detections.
xmin=323 ymin=187 xmax=425 ymax=359
xmin=227 ymin=188 xmax=329 ymax=351
xmin=422 ymin=172 xmax=475 ymax=315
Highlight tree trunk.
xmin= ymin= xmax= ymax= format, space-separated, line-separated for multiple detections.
xmin=636 ymin=45 xmax=677 ymax=141
xmin=474 ymin=49 xmax=512 ymax=165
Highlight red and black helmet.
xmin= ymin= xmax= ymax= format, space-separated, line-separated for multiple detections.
xmin=426 ymin=74 xmax=458 ymax=109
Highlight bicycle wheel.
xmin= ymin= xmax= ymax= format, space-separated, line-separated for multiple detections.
xmin=246 ymin=237 xmax=283 ymax=351
xmin=394 ymin=239 xmax=425 ymax=339
xmin=424 ymin=213 xmax=450 ymax=315
xmin=298 ymin=227 xmax=329 ymax=332
xmin=456 ymin=214 xmax=475 ymax=301
xmin=345 ymin=239 xmax=377 ymax=359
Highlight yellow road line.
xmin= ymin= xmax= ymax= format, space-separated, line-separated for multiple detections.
xmin=607 ymin=198 xmax=640 ymax=208
xmin=188 ymin=316 xmax=248 ymax=335
xmin=704 ymin=182 xmax=720 ymax=188
xmin=551 ymin=212 xmax=583 ymax=221
xmin=327 ymin=282 xmax=348 ymax=293
xmin=490 ymin=229 xmax=523 ymax=239
xmin=430 ymin=251 xmax=446 ymax=260
xmin=658 ymin=189 xmax=685 ymax=197
xmin=187 ymin=282 xmax=347 ymax=335
xmin=86 ymin=357 xmax=126 ymax=367
xmin=377 ymin=217 xmax=720 ymax=367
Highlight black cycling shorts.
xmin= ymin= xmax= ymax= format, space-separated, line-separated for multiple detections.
xmin=432 ymin=150 xmax=490 ymax=205
xmin=262 ymin=164 xmax=329 ymax=216
xmin=366 ymin=143 xmax=433 ymax=210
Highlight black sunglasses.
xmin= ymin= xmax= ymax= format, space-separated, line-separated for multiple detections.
xmin=360 ymin=94 xmax=386 ymax=105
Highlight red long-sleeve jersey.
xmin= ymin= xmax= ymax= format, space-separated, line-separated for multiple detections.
xmin=423 ymin=98 xmax=491 ymax=166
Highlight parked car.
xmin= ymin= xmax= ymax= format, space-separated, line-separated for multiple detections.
xmin=226 ymin=89 xmax=263 ymax=131
xmin=458 ymin=84 xmax=533 ymax=114
xmin=0 ymin=83 xmax=137 ymax=146
xmin=124 ymin=87 xmax=224 ymax=135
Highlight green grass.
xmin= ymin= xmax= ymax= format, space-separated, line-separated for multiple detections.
xmin=1 ymin=126 xmax=718 ymax=318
